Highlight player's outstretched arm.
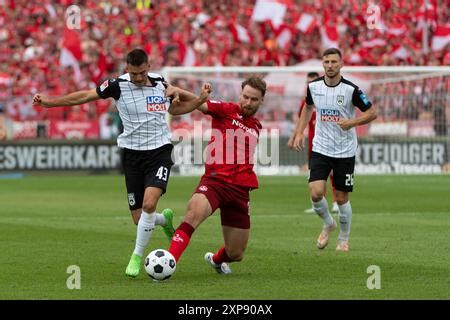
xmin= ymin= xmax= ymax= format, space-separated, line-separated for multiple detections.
xmin=165 ymin=84 xmax=199 ymax=104
xmin=32 ymin=88 xmax=100 ymax=108
xmin=168 ymin=83 xmax=211 ymax=116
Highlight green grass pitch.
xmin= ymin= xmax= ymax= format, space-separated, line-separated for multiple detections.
xmin=0 ymin=174 xmax=448 ymax=299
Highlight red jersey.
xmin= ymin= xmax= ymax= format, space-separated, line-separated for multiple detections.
xmin=298 ymin=100 xmax=316 ymax=157
xmin=202 ymin=100 xmax=262 ymax=189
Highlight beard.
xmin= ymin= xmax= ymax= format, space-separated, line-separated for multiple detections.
xmin=242 ymin=107 xmax=257 ymax=117
xmin=326 ymin=70 xmax=338 ymax=78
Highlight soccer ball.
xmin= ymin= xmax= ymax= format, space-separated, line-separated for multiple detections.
xmin=144 ymin=249 xmax=176 ymax=281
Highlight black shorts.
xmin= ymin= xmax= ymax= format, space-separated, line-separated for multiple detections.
xmin=122 ymin=144 xmax=174 ymax=210
xmin=309 ymin=151 xmax=355 ymax=192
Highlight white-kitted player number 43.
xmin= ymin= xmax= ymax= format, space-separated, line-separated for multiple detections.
xmin=156 ymin=166 xmax=168 ymax=181
xmin=345 ymin=174 xmax=354 ymax=186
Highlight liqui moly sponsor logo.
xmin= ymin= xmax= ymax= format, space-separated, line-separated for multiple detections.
xmin=146 ymin=96 xmax=167 ymax=112
xmin=320 ymin=109 xmax=340 ymax=122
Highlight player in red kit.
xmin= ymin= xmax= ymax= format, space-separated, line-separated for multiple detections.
xmin=167 ymin=77 xmax=266 ymax=275
xmin=289 ymin=72 xmax=338 ymax=214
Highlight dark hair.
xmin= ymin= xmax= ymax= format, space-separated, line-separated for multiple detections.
xmin=322 ymin=47 xmax=342 ymax=58
xmin=241 ymin=76 xmax=267 ymax=97
xmin=307 ymin=72 xmax=319 ymax=78
xmin=126 ymin=49 xmax=149 ymax=66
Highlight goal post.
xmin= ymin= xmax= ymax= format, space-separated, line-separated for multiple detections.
xmin=162 ymin=66 xmax=450 ymax=175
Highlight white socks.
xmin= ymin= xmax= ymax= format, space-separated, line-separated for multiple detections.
xmin=154 ymin=213 xmax=166 ymax=226
xmin=312 ymin=197 xmax=334 ymax=227
xmin=337 ymin=201 xmax=352 ymax=241
xmin=133 ymin=210 xmax=156 ymax=257
xmin=313 ymin=198 xmax=353 ymax=241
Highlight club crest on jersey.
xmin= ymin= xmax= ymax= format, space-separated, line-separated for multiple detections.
xmin=146 ymin=96 xmax=167 ymax=112
xmin=128 ymin=193 xmax=136 ymax=206
xmin=320 ymin=109 xmax=340 ymax=122
xmin=337 ymin=95 xmax=344 ymax=106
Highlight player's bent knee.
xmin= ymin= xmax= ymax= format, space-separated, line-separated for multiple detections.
xmin=335 ymin=193 xmax=349 ymax=205
xmin=142 ymin=202 xmax=157 ymax=213
xmin=311 ymin=193 xmax=324 ymax=202
xmin=309 ymin=187 xmax=325 ymax=201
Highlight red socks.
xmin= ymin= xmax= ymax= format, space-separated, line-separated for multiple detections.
xmin=168 ymin=223 xmax=234 ymax=265
xmin=212 ymin=246 xmax=232 ymax=264
xmin=168 ymin=222 xmax=195 ymax=262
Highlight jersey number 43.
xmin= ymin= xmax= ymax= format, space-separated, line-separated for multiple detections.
xmin=156 ymin=166 xmax=169 ymax=181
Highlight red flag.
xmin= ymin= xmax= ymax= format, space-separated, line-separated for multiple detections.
xmin=233 ymin=23 xmax=251 ymax=43
xmin=431 ymin=25 xmax=450 ymax=51
xmin=392 ymin=45 xmax=410 ymax=59
xmin=296 ymin=13 xmax=316 ymax=34
xmin=62 ymin=28 xmax=82 ymax=60
xmin=362 ymin=38 xmax=387 ymax=48
xmin=386 ymin=22 xmax=407 ymax=37
xmin=60 ymin=28 xmax=82 ymax=81
xmin=321 ymin=25 xmax=338 ymax=49
xmin=276 ymin=26 xmax=292 ymax=49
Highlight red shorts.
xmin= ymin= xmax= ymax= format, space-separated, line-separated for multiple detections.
xmin=194 ymin=176 xmax=251 ymax=229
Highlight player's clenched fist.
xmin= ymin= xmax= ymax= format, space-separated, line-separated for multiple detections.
xmin=32 ymin=94 xmax=49 ymax=107
xmin=337 ymin=119 xmax=354 ymax=131
xmin=164 ymin=84 xmax=180 ymax=104
xmin=199 ymin=83 xmax=212 ymax=102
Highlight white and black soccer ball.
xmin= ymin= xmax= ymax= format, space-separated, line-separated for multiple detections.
xmin=144 ymin=249 xmax=176 ymax=281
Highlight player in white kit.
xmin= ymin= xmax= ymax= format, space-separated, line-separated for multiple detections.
xmin=33 ymin=49 xmax=201 ymax=277
xmin=290 ymin=48 xmax=378 ymax=252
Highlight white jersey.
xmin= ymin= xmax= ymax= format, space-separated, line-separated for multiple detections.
xmin=306 ymin=76 xmax=372 ymax=158
xmin=96 ymin=72 xmax=172 ymax=151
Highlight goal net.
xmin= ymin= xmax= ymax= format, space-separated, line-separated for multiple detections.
xmin=162 ymin=65 xmax=450 ymax=175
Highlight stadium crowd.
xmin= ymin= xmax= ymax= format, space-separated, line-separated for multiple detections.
xmin=0 ymin=0 xmax=448 ymax=124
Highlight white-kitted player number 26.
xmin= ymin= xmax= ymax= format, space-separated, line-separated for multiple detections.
xmin=345 ymin=174 xmax=354 ymax=186
xmin=156 ymin=166 xmax=168 ymax=181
